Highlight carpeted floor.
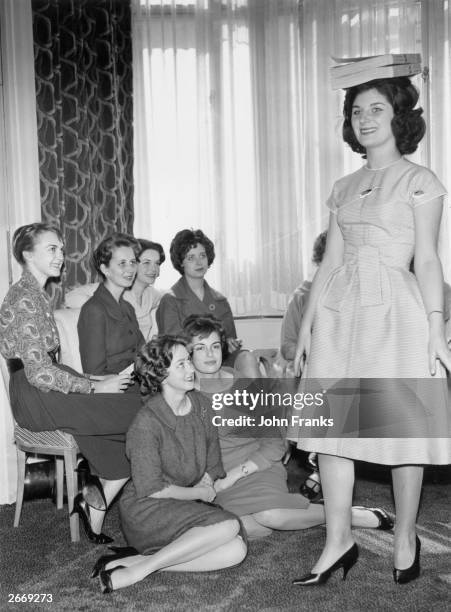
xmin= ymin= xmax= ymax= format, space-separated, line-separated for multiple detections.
xmin=0 ymin=454 xmax=449 ymax=612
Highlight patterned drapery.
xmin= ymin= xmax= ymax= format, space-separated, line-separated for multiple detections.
xmin=32 ymin=0 xmax=134 ymax=301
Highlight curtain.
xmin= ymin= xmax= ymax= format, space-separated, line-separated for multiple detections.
xmin=32 ymin=0 xmax=134 ymax=301
xmin=0 ymin=0 xmax=41 ymax=504
xmin=133 ymin=0 xmax=305 ymax=314
xmin=132 ymin=0 xmax=450 ymax=318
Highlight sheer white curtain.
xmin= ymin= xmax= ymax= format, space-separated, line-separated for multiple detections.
xmin=132 ymin=0 xmax=305 ymax=314
xmin=132 ymin=0 xmax=451 ymax=318
xmin=0 ymin=0 xmax=41 ymax=504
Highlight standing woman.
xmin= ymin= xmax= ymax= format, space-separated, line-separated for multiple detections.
xmin=92 ymin=335 xmax=246 ymax=593
xmin=290 ymin=76 xmax=451 ymax=585
xmin=123 ymin=239 xmax=165 ymax=341
xmin=0 ymin=224 xmax=142 ymax=544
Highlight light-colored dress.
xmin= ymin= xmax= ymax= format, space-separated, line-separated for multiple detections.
xmin=200 ymin=370 xmax=309 ymax=515
xmin=288 ymin=158 xmax=451 ymax=465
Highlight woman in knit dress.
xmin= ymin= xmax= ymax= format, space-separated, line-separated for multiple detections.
xmin=290 ymin=77 xmax=451 ymax=585
xmin=93 ymin=334 xmax=246 ymax=593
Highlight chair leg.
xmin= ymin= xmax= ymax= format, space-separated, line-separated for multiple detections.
xmin=64 ymin=449 xmax=80 ymax=543
xmin=55 ymin=457 xmax=64 ymax=509
xmin=14 ymin=448 xmax=26 ymax=528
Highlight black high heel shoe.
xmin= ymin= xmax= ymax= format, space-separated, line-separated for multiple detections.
xmin=76 ymin=472 xmax=107 ymax=511
xmin=353 ymin=506 xmax=394 ymax=531
xmin=70 ymin=493 xmax=113 ymax=545
xmin=393 ymin=536 xmax=421 ymax=584
xmin=292 ymin=543 xmax=359 ymax=586
xmin=91 ymin=546 xmax=139 ymax=578
xmin=99 ymin=565 xmax=126 ymax=594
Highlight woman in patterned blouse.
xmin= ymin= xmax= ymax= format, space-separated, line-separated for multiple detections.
xmin=0 ymin=223 xmax=142 ymax=544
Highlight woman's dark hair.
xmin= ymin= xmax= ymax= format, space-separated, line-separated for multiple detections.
xmin=312 ymin=230 xmax=328 ymax=266
xmin=170 ymin=229 xmax=215 ymax=275
xmin=182 ymin=314 xmax=228 ymax=360
xmin=92 ymin=233 xmax=140 ymax=279
xmin=342 ymin=77 xmax=426 ymax=157
xmin=135 ymin=335 xmax=189 ymax=396
xmin=136 ymin=238 xmax=166 ymax=265
xmin=12 ymin=223 xmax=64 ymax=265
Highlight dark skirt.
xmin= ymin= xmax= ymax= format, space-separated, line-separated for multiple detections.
xmin=9 ymin=368 xmax=142 ymax=479
xmin=119 ymin=493 xmax=239 ymax=554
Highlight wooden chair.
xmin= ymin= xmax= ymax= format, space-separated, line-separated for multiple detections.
xmin=3 ymin=305 xmax=84 ymax=543
xmin=13 ymin=425 xmax=80 ymax=542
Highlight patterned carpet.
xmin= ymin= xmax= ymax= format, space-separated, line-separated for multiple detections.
xmin=0 ymin=457 xmax=449 ymax=612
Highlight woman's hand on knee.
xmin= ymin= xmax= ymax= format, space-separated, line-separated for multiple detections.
xmin=91 ymin=373 xmax=131 ymax=393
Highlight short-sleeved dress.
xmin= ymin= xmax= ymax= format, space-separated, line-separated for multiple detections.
xmin=287 ymin=158 xmax=451 ymax=465
xmin=119 ymin=391 xmax=237 ymax=554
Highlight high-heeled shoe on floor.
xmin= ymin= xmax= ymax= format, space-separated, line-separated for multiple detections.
xmin=292 ymin=543 xmax=359 ymax=586
xmin=91 ymin=546 xmax=139 ymax=578
xmin=393 ymin=536 xmax=421 ymax=584
xmin=99 ymin=565 xmax=126 ymax=594
xmin=70 ymin=493 xmax=113 ymax=545
xmin=353 ymin=506 xmax=394 ymax=531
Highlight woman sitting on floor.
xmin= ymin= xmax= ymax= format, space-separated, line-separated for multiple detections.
xmin=156 ymin=228 xmax=261 ymax=377
xmin=0 ymin=223 xmax=142 ymax=544
xmin=183 ymin=314 xmax=394 ymax=539
xmin=92 ymin=335 xmax=247 ymax=593
xmin=123 ymin=238 xmax=165 ymax=341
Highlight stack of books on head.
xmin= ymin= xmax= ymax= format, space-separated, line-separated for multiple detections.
xmin=330 ymin=53 xmax=422 ymax=90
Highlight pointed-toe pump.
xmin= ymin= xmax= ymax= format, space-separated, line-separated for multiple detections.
xmin=293 ymin=543 xmax=359 ymax=586
xmin=91 ymin=546 xmax=139 ymax=578
xmin=99 ymin=565 xmax=126 ymax=594
xmin=353 ymin=506 xmax=394 ymax=531
xmin=70 ymin=493 xmax=114 ymax=545
xmin=393 ymin=536 xmax=421 ymax=584
xmin=79 ymin=473 xmax=107 ymax=511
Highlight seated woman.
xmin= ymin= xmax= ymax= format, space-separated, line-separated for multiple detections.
xmin=123 ymin=239 xmax=165 ymax=341
xmin=156 ymin=228 xmax=261 ymax=377
xmin=77 ymin=233 xmax=145 ymax=375
xmin=0 ymin=223 xmax=142 ymax=544
xmin=183 ymin=314 xmax=394 ymax=539
xmin=92 ymin=335 xmax=247 ymax=593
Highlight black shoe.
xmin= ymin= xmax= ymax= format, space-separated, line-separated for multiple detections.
xmin=393 ymin=536 xmax=421 ymax=584
xmin=353 ymin=506 xmax=394 ymax=531
xmin=293 ymin=543 xmax=359 ymax=586
xmin=77 ymin=473 xmax=107 ymax=511
xmin=99 ymin=565 xmax=126 ymax=594
xmin=91 ymin=547 xmax=139 ymax=578
xmin=71 ymin=493 xmax=113 ymax=545
xmin=299 ymin=471 xmax=323 ymax=502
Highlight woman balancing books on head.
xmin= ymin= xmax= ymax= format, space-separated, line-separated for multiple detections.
xmin=288 ymin=58 xmax=451 ymax=585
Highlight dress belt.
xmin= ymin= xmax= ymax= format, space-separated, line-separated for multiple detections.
xmin=322 ymin=245 xmax=390 ymax=311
